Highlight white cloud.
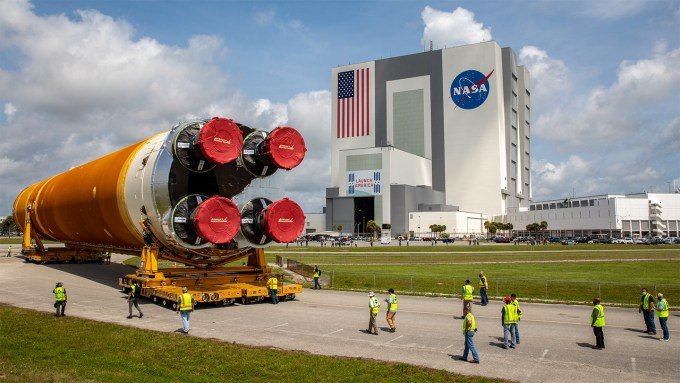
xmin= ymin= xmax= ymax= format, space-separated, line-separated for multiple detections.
xmin=0 ymin=0 xmax=329 ymax=215
xmin=586 ymin=0 xmax=648 ymax=19
xmin=421 ymin=6 xmax=491 ymax=49
xmin=532 ymin=156 xmax=594 ymax=198
xmin=534 ymin=45 xmax=680 ymax=145
xmin=254 ymin=9 xmax=275 ymax=25
xmin=3 ymin=103 xmax=17 ymax=120
xmin=519 ymin=45 xmax=569 ymax=104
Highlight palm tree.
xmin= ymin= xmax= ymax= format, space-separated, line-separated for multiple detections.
xmin=366 ymin=220 xmax=381 ymax=239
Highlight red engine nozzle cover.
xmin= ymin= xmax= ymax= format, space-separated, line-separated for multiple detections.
xmin=263 ymin=198 xmax=306 ymax=243
xmin=261 ymin=126 xmax=306 ymax=170
xmin=192 ymin=196 xmax=241 ymax=244
xmin=197 ymin=117 xmax=244 ymax=165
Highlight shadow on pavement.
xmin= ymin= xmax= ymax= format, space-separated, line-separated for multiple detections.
xmin=489 ymin=341 xmax=506 ymax=348
xmin=576 ymin=342 xmax=595 ymax=349
xmin=638 ymin=335 xmax=659 ymax=340
xmin=624 ymin=328 xmax=648 ymax=333
xmin=43 ymin=262 xmax=133 ymax=289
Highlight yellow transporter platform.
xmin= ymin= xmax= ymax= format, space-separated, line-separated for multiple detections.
xmin=118 ymin=246 xmax=302 ymax=308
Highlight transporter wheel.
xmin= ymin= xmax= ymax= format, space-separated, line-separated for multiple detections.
xmin=241 ymin=297 xmax=249 ymax=305
xmin=285 ymin=294 xmax=293 ymax=301
xmin=152 ymin=296 xmax=158 ymax=303
xmin=289 ymin=294 xmax=295 ymax=300
xmin=162 ymin=299 xmax=168 ymax=307
xmin=221 ymin=299 xmax=233 ymax=306
xmin=172 ymin=302 xmax=179 ymax=310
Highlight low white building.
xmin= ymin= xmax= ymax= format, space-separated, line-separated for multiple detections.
xmin=303 ymin=213 xmax=327 ymax=234
xmin=504 ymin=192 xmax=680 ymax=237
xmin=407 ymin=211 xmax=488 ymax=237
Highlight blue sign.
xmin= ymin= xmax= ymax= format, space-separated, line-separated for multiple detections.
xmin=450 ymin=69 xmax=494 ymax=110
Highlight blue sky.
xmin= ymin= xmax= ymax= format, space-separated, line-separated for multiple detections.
xmin=0 ymin=0 xmax=679 ymax=216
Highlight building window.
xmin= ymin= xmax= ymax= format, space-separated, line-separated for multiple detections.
xmin=393 ymin=89 xmax=425 ymax=157
xmin=550 ymin=203 xmax=556 ymax=209
xmin=573 ymin=201 xmax=580 ymax=207
xmin=589 ymin=200 xmax=595 ymax=206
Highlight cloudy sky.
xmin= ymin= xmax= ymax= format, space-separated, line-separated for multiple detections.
xmin=0 ymin=0 xmax=679 ymax=217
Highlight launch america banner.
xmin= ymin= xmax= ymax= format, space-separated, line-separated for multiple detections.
xmin=347 ymin=170 xmax=382 ymax=196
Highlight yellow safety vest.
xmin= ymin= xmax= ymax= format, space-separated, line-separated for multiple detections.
xmin=658 ymin=299 xmax=669 ymax=318
xmin=463 ymin=312 xmax=476 ymax=334
xmin=267 ymin=277 xmax=278 ymax=290
xmin=370 ymin=297 xmax=380 ymax=314
xmin=179 ymin=293 xmax=193 ymax=311
xmin=479 ymin=276 xmax=488 ymax=288
xmin=512 ymin=299 xmax=522 ymax=319
xmin=313 ymin=270 xmax=319 ymax=278
xmin=642 ymin=293 xmax=652 ymax=310
xmin=503 ymin=303 xmax=519 ymax=324
xmin=462 ymin=285 xmax=474 ymax=300
xmin=53 ymin=286 xmax=66 ymax=302
xmin=592 ymin=304 xmax=605 ymax=327
xmin=388 ymin=294 xmax=398 ymax=311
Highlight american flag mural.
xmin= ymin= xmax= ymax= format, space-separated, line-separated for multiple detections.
xmin=337 ymin=68 xmax=370 ymax=138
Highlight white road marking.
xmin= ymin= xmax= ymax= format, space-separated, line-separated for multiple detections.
xmin=540 ymin=349 xmax=549 ymax=361
xmin=631 ymin=357 xmax=637 ymax=383
xmin=445 ymin=343 xmax=455 ymax=350
xmin=384 ymin=335 xmax=403 ymax=344
xmin=322 ymin=329 xmax=344 ymax=337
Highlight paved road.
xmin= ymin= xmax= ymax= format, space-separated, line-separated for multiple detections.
xmin=1 ymin=254 xmax=678 ymax=382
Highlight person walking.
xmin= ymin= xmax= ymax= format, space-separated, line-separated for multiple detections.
xmin=176 ymin=287 xmax=194 ymax=334
xmin=639 ymin=288 xmax=657 ymax=334
xmin=313 ymin=265 xmax=322 ymax=289
xmin=591 ymin=297 xmax=605 ymax=349
xmin=479 ymin=272 xmax=489 ymax=306
xmin=656 ymin=293 xmax=670 ymax=341
xmin=97 ymin=251 xmax=103 ymax=264
xmin=458 ymin=306 xmax=479 ymax=363
xmin=366 ymin=292 xmax=380 ymax=335
xmin=461 ymin=280 xmax=474 ymax=318
xmin=385 ymin=288 xmax=398 ymax=332
xmin=127 ymin=281 xmax=143 ymax=319
xmin=501 ymin=296 xmax=518 ymax=349
xmin=267 ymin=275 xmax=279 ymax=304
xmin=52 ymin=282 xmax=67 ymax=317
xmin=106 ymin=251 xmax=112 ymax=265
xmin=511 ymin=293 xmax=522 ymax=344
xmin=6 ymin=245 xmax=11 ymax=257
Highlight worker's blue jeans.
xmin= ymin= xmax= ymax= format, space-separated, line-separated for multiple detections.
xmin=643 ymin=310 xmax=656 ymax=333
xmin=503 ymin=324 xmax=517 ymax=347
xmin=180 ymin=310 xmax=191 ymax=333
xmin=463 ymin=330 xmax=479 ymax=361
xmin=270 ymin=289 xmax=279 ymax=304
xmin=314 ymin=277 xmax=321 ymax=289
xmin=514 ymin=322 xmax=520 ymax=343
xmin=659 ymin=317 xmax=669 ymax=340
xmin=479 ymin=287 xmax=488 ymax=305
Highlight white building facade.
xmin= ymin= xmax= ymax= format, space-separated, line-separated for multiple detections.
xmin=324 ymin=41 xmax=531 ymax=236
xmin=505 ymin=193 xmax=680 ymax=237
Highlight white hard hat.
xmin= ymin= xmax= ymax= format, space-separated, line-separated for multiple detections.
xmin=368 ymin=291 xmax=374 ymax=297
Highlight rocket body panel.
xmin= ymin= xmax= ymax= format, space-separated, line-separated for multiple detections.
xmin=13 ymin=118 xmax=308 ymax=264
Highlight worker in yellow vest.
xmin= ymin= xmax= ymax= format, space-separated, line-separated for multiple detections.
xmin=267 ymin=275 xmax=279 ymax=304
xmin=458 ymin=306 xmax=479 ymax=363
xmin=126 ymin=281 xmax=143 ymax=319
xmin=656 ymin=293 xmax=670 ymax=341
xmin=313 ymin=265 xmax=322 ymax=289
xmin=52 ymin=282 xmax=67 ymax=317
xmin=639 ymin=288 xmax=657 ymax=335
xmin=479 ymin=272 xmax=489 ymax=306
xmin=5 ymin=245 xmax=11 ymax=257
xmin=385 ymin=288 xmax=398 ymax=332
xmin=176 ymin=287 xmax=195 ymax=334
xmin=366 ymin=291 xmax=380 ymax=335
xmin=511 ymin=293 xmax=522 ymax=344
xmin=461 ymin=280 xmax=474 ymax=318
xmin=501 ymin=296 xmax=518 ymax=349
xmin=590 ymin=297 xmax=605 ymax=349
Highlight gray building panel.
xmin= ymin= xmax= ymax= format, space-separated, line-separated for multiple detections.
xmin=375 ymin=51 xmax=446 ymax=192
xmin=389 ymin=184 xmax=450 ymax=234
xmin=326 ymin=197 xmax=355 ymax=233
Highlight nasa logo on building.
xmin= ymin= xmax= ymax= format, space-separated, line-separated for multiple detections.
xmin=450 ymin=69 xmax=494 ymax=110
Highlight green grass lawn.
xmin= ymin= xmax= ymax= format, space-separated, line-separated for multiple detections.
xmin=277 ymin=245 xmax=680 ymax=306
xmin=0 ymin=305 xmax=505 ymax=383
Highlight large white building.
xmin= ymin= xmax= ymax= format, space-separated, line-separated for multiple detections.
xmin=324 ymin=41 xmax=531 ymax=236
xmin=505 ymin=192 xmax=680 ymax=238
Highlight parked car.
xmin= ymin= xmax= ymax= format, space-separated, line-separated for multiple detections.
xmin=621 ymin=237 xmax=634 ymax=244
xmin=561 ymin=239 xmax=577 ymax=246
xmin=493 ymin=236 xmax=510 ymax=243
xmin=380 ymin=236 xmax=391 ymax=245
